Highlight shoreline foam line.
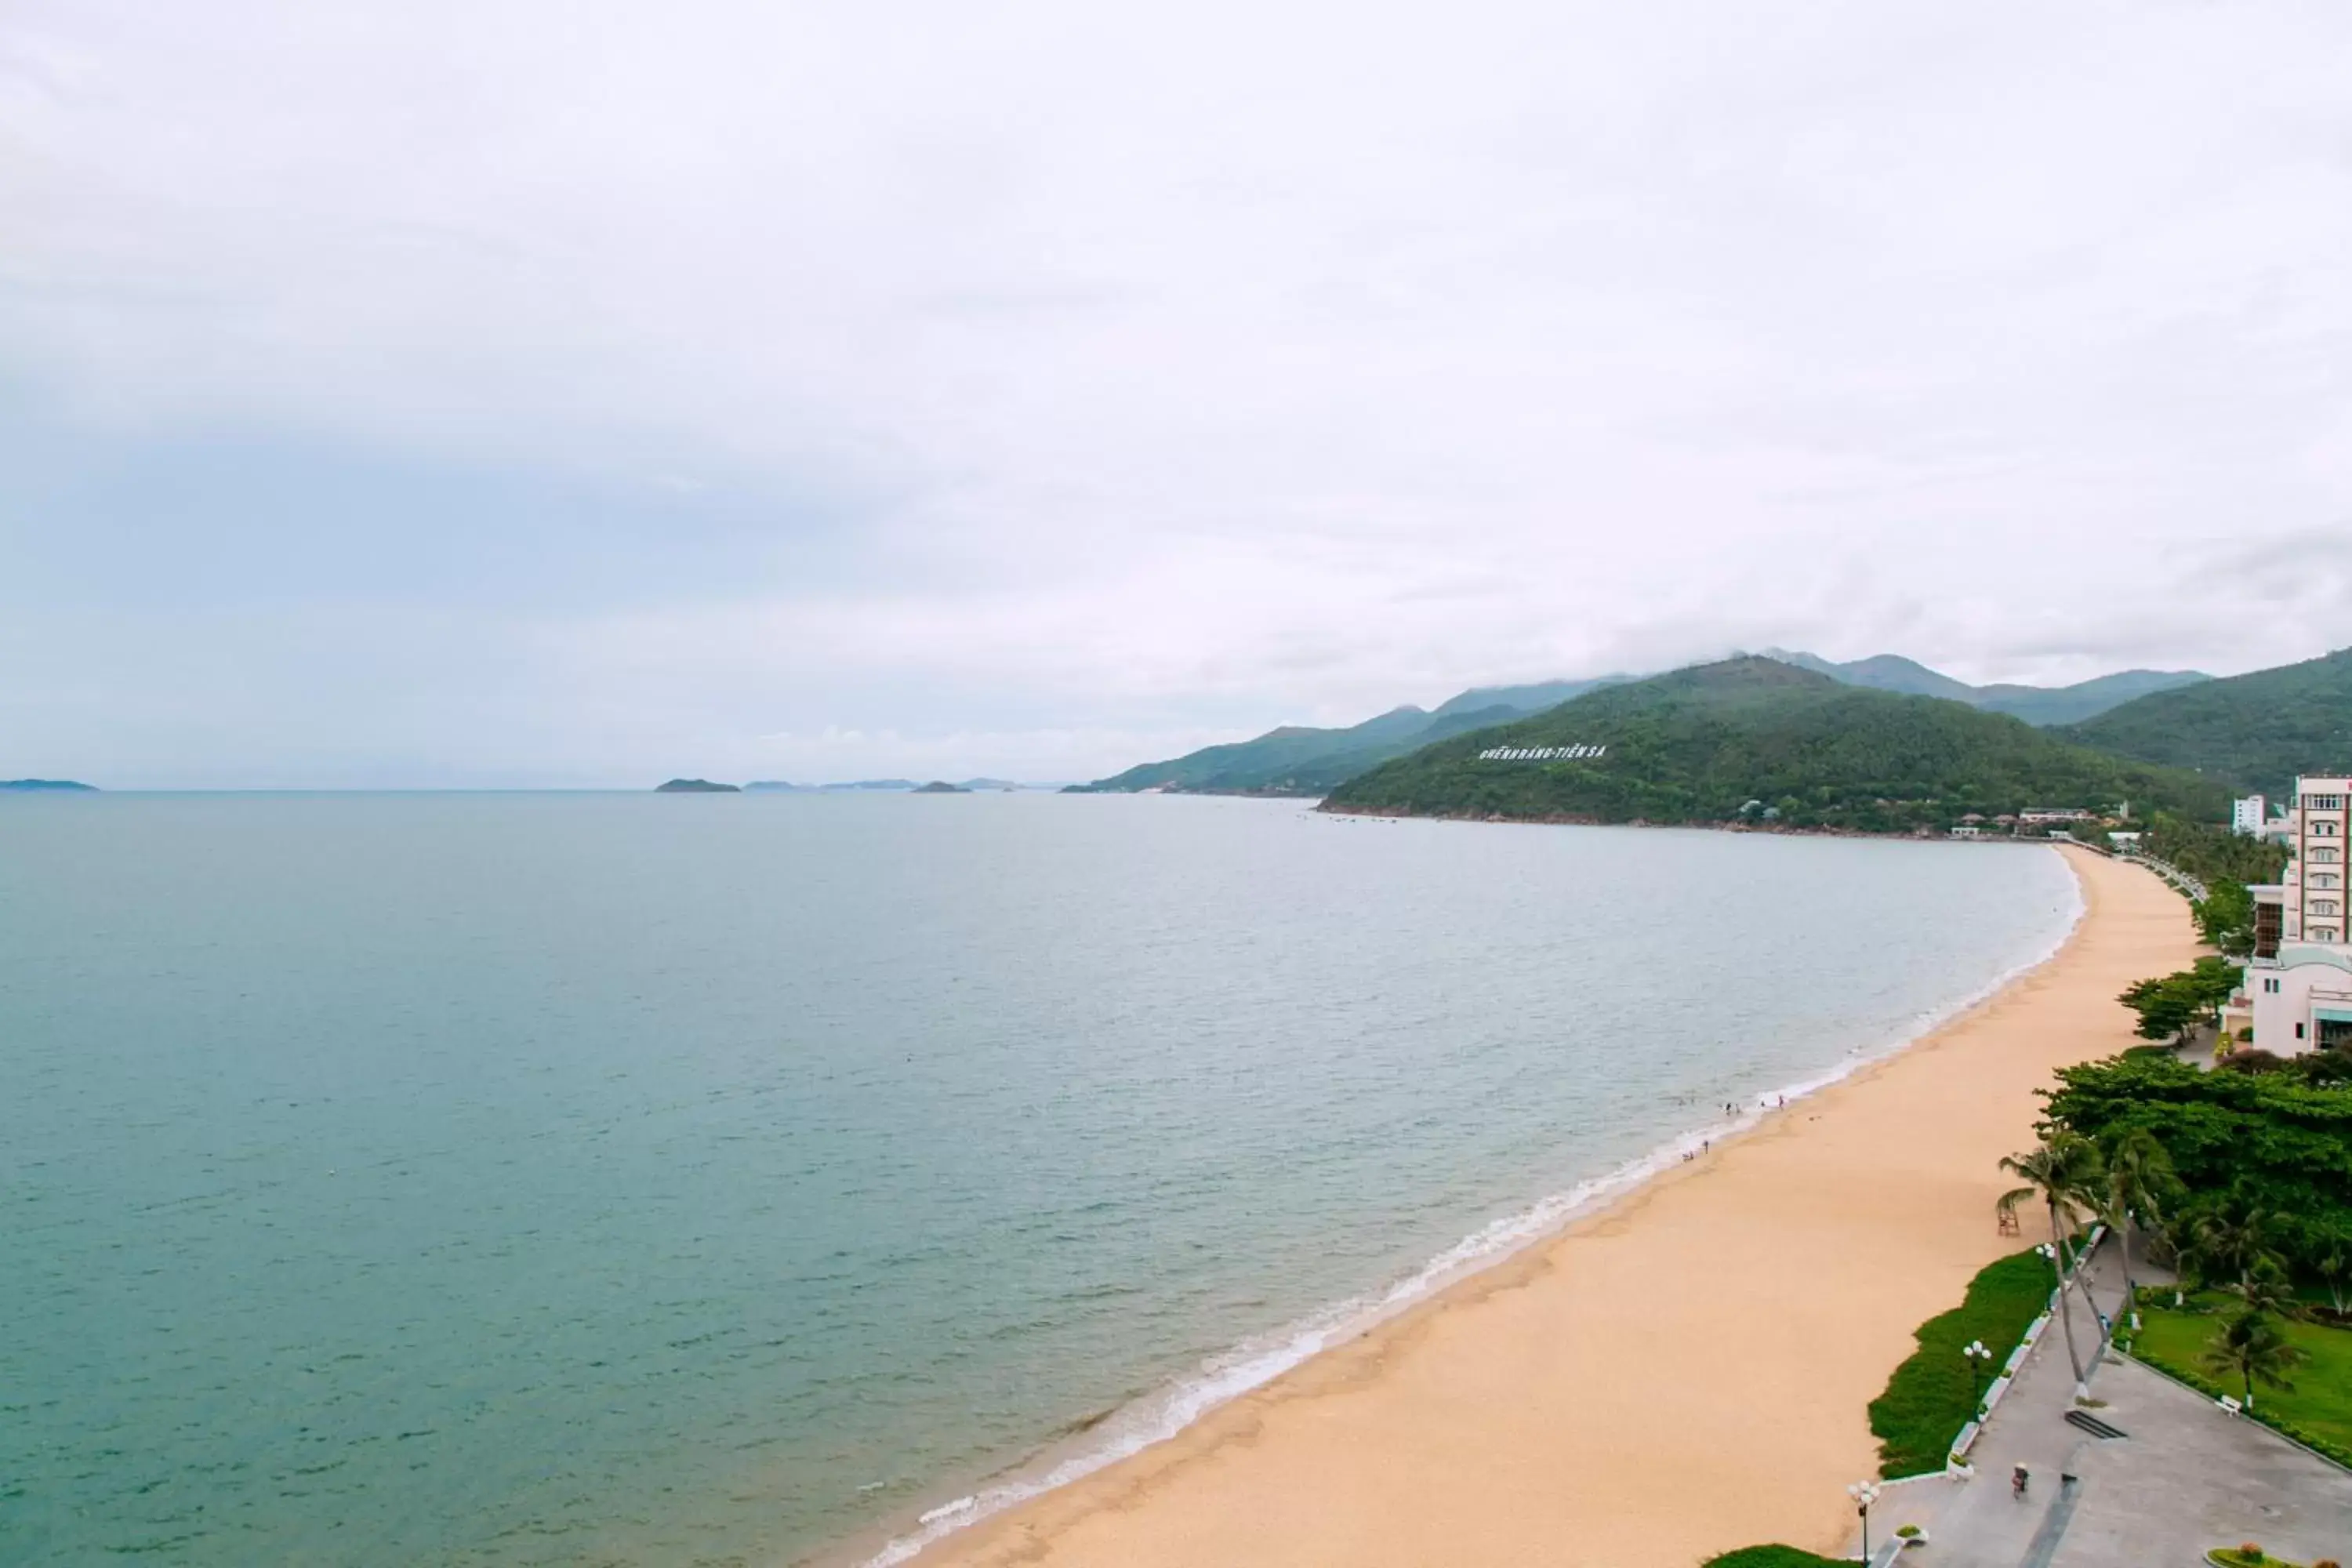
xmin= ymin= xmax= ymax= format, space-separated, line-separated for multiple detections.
xmin=848 ymin=847 xmax=2087 ymax=1568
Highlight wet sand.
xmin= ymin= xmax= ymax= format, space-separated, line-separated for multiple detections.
xmin=906 ymin=847 xmax=2198 ymax=1568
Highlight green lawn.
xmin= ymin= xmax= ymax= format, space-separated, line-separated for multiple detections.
xmin=1701 ymin=1548 xmax=1847 ymax=1568
xmin=1868 ymin=1247 xmax=2056 ymax=1476
xmin=2128 ymin=1297 xmax=2352 ymax=1465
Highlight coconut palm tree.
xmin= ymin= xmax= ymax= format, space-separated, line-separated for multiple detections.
xmin=1999 ymin=1131 xmax=2105 ymax=1400
xmin=2097 ymin=1128 xmax=2176 ymax=1321
xmin=2318 ymin=1233 xmax=2350 ymax=1316
xmin=2187 ymin=1203 xmax=2286 ymax=1296
xmin=2229 ymin=1272 xmax=2298 ymax=1319
xmin=2198 ymin=1309 xmax=2307 ymax=1412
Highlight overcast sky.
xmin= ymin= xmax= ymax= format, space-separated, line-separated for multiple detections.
xmin=5 ymin=1 xmax=2349 ymax=786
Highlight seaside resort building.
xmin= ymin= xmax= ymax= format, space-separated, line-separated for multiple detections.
xmin=2244 ymin=775 xmax=2352 ymax=1056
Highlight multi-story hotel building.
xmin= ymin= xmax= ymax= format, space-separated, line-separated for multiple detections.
xmin=2247 ymin=774 xmax=2352 ymax=1054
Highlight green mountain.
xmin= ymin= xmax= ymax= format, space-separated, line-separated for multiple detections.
xmin=1068 ymin=701 xmax=1530 ymax=795
xmin=2060 ymin=646 xmax=2352 ymax=797
xmin=1766 ymin=651 xmax=2208 ymax=725
xmin=1430 ymin=675 xmax=1630 ymax=718
xmin=1075 ymin=652 xmax=2201 ymax=798
xmin=1321 ymin=657 xmax=2230 ymax=833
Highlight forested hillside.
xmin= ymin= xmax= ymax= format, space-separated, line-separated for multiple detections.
xmin=1068 ymin=702 xmax=1524 ymax=795
xmin=1075 ymin=651 xmax=2214 ymax=797
xmin=1321 ymin=658 xmax=2231 ymax=833
xmin=2063 ymin=646 xmax=2352 ymax=797
xmin=1768 ymin=652 xmax=2207 ymax=725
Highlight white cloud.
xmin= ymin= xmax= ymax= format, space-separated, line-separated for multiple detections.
xmin=3 ymin=0 xmax=2350 ymax=782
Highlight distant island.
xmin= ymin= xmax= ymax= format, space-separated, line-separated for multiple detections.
xmin=2 ymin=779 xmax=97 ymax=791
xmin=655 ymin=779 xmax=741 ymax=793
xmin=912 ymin=780 xmax=971 ymax=793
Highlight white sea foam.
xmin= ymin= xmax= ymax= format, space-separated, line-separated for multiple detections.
xmin=860 ymin=848 xmax=2086 ymax=1568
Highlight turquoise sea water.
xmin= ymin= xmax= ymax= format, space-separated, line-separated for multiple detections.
xmin=0 ymin=793 xmax=2080 ymax=1566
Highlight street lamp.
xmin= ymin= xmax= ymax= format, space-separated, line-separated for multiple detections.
xmin=1963 ymin=1339 xmax=1994 ymax=1413
xmin=1848 ymin=1480 xmax=1881 ymax=1562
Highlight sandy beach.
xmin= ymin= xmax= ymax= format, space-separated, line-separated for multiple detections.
xmin=906 ymin=846 xmax=2200 ymax=1568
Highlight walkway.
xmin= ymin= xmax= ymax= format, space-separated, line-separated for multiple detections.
xmin=1859 ymin=1240 xmax=2352 ymax=1566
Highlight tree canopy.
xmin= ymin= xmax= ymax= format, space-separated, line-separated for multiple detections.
xmin=2061 ymin=645 xmax=2352 ymax=799
xmin=2118 ymin=957 xmax=2242 ymax=1042
xmin=2042 ymin=1052 xmax=2352 ymax=1279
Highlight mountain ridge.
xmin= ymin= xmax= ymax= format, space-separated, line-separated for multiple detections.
xmin=1318 ymin=656 xmax=2230 ymax=833
xmin=2060 ymin=646 xmax=2352 ymax=797
xmin=1072 ymin=652 xmax=2212 ymax=797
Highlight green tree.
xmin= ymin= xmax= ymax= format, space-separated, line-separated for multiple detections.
xmin=1999 ymin=1132 xmax=2105 ymax=1399
xmin=2198 ymin=1309 xmax=2308 ymax=1412
xmin=2098 ymin=1128 xmax=2176 ymax=1314
xmin=2042 ymin=1052 xmax=2352 ymax=1283
xmin=2118 ymin=975 xmax=2198 ymax=1042
xmin=2188 ymin=1203 xmax=2287 ymax=1295
xmin=2318 ymin=1230 xmax=2350 ymax=1316
xmin=2117 ymin=958 xmax=2242 ymax=1044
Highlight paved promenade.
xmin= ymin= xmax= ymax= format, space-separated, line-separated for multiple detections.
xmin=1857 ymin=1242 xmax=2352 ymax=1567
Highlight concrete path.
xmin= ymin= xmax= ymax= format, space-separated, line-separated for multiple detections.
xmin=1857 ymin=1240 xmax=2352 ymax=1567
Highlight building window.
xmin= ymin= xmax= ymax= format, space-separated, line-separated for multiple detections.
xmin=2315 ymin=848 xmax=2343 ymax=863
xmin=2314 ymin=901 xmax=2343 ymax=916
xmin=2314 ymin=926 xmax=2343 ymax=942
xmin=2299 ymin=1022 xmax=2309 ymax=1039
xmin=2317 ymin=873 xmax=2343 ymax=889
xmin=2315 ymin=822 xmax=2343 ymax=837
xmin=2306 ymin=794 xmax=2345 ymax=810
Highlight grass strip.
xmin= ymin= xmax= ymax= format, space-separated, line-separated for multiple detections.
xmin=2124 ymin=1298 xmax=2352 ymax=1472
xmin=1701 ymin=1548 xmax=1849 ymax=1568
xmin=1868 ymin=1247 xmax=2053 ymax=1476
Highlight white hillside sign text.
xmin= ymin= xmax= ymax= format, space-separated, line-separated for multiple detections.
xmin=1477 ymin=743 xmax=1606 ymax=761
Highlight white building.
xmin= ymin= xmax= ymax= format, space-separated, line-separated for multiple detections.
xmin=2247 ymin=775 xmax=2352 ymax=1056
xmin=2233 ymin=795 xmax=2267 ymax=836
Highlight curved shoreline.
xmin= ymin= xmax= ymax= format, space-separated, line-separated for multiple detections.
xmin=843 ymin=845 xmax=2179 ymax=1568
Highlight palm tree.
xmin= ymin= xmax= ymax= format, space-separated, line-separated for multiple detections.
xmin=1999 ymin=1132 xmax=2105 ymax=1400
xmin=2315 ymin=1232 xmax=2349 ymax=1316
xmin=2230 ymin=1272 xmax=2298 ymax=1319
xmin=2198 ymin=1309 xmax=2307 ymax=1412
xmin=2187 ymin=1203 xmax=2285 ymax=1296
xmin=2097 ymin=1128 xmax=2175 ymax=1320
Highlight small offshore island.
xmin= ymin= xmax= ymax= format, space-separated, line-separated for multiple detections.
xmin=2 ymin=778 xmax=98 ymax=791
xmin=654 ymin=778 xmax=741 ymax=793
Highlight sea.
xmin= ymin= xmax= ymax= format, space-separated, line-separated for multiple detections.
xmin=0 ymin=791 xmax=2082 ymax=1566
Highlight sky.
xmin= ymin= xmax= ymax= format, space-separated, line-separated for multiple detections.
xmin=4 ymin=0 xmax=2350 ymax=787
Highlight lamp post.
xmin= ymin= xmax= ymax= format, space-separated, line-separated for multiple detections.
xmin=1963 ymin=1339 xmax=1994 ymax=1414
xmin=1848 ymin=1480 xmax=1881 ymax=1563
